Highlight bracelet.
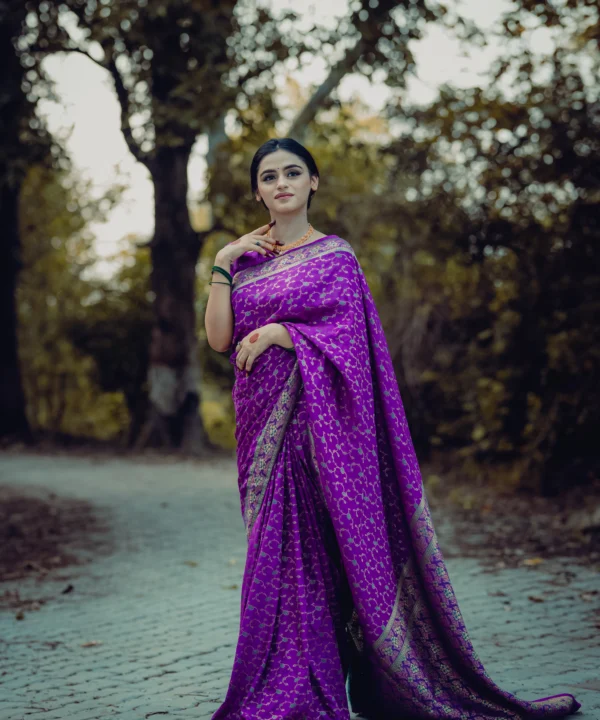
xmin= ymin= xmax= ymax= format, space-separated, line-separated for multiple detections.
xmin=212 ymin=265 xmax=233 ymax=284
xmin=209 ymin=281 xmax=231 ymax=286
xmin=282 ymin=346 xmax=296 ymax=353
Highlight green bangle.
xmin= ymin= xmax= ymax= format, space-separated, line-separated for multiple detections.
xmin=212 ymin=265 xmax=233 ymax=284
xmin=282 ymin=346 xmax=296 ymax=353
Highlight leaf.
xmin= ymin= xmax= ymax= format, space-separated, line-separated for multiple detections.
xmin=471 ymin=424 xmax=487 ymax=442
xmin=522 ymin=557 xmax=545 ymax=566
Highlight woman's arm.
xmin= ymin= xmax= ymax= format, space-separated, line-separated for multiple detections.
xmin=205 ymin=250 xmax=235 ymax=352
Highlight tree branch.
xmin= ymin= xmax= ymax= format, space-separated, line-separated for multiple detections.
xmin=105 ymin=55 xmax=151 ymax=170
xmin=287 ymin=38 xmax=367 ymax=141
xmin=30 ymin=42 xmax=151 ymax=169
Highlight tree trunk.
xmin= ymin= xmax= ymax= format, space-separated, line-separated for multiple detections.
xmin=142 ymin=143 xmax=207 ymax=454
xmin=0 ymin=11 xmax=31 ymax=442
xmin=0 ymin=182 xmax=30 ymax=440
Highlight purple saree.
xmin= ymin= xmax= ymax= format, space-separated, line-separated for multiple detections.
xmin=211 ymin=235 xmax=581 ymax=720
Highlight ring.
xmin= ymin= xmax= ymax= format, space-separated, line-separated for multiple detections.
xmin=255 ymin=241 xmax=261 ymax=246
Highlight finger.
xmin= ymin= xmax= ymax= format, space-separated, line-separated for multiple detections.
xmin=254 ymin=223 xmax=273 ymax=235
xmin=251 ymin=235 xmax=280 ymax=251
xmin=249 ymin=238 xmax=275 ymax=256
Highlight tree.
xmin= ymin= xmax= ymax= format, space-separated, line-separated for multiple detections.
xmin=66 ymin=244 xmax=154 ymax=446
xmin=22 ymin=0 xmax=472 ymax=453
xmin=370 ymin=0 xmax=600 ymax=492
xmin=18 ymin=164 xmax=127 ymax=440
xmin=0 ymin=1 xmax=53 ymax=440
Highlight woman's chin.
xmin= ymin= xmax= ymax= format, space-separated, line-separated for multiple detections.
xmin=269 ymin=201 xmax=303 ymax=213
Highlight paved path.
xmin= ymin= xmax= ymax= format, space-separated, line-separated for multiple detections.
xmin=0 ymin=454 xmax=598 ymax=720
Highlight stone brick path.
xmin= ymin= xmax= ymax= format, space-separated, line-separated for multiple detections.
xmin=1 ymin=454 xmax=598 ymax=719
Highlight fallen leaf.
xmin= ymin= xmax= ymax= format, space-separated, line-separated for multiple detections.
xmin=522 ymin=557 xmax=545 ymax=566
xmin=81 ymin=640 xmax=103 ymax=647
xmin=222 ymin=584 xmax=239 ymax=590
xmin=527 ymin=595 xmax=545 ymax=603
xmin=183 ymin=560 xmax=198 ymax=567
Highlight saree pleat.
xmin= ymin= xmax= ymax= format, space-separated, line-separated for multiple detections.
xmin=210 ymin=236 xmax=581 ymax=720
xmin=214 ymin=353 xmax=353 ymax=720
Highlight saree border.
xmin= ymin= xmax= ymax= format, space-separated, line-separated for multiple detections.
xmin=372 ymin=495 xmax=426 ymax=651
xmin=365 ymin=492 xmax=575 ymax=718
xmin=232 ymin=236 xmax=355 ymax=291
xmin=243 ymin=360 xmax=303 ymax=538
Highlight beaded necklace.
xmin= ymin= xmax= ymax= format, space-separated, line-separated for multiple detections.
xmin=268 ymin=223 xmax=313 ymax=254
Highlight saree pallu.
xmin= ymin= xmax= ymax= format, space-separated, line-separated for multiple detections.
xmin=210 ymin=235 xmax=581 ymax=720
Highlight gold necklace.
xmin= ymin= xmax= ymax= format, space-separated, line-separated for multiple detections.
xmin=268 ymin=224 xmax=313 ymax=254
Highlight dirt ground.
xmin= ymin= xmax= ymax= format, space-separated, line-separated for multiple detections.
xmin=0 ymin=482 xmax=113 ymax=615
xmin=428 ymin=478 xmax=600 ymax=573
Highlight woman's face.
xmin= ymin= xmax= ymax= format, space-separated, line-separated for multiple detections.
xmin=255 ymin=149 xmax=318 ymax=214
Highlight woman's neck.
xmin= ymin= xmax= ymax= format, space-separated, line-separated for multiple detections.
xmin=269 ymin=216 xmax=312 ymax=245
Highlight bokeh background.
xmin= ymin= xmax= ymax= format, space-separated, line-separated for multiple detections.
xmin=2 ymin=0 xmax=599 ymax=498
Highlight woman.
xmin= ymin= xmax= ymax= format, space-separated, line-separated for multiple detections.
xmin=204 ymin=138 xmax=581 ymax=720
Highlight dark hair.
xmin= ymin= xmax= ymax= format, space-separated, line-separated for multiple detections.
xmin=250 ymin=138 xmax=319 ymax=211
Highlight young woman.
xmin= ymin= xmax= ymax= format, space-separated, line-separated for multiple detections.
xmin=204 ymin=138 xmax=581 ymax=720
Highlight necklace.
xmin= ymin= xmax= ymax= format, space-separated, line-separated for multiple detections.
xmin=267 ymin=223 xmax=313 ymax=254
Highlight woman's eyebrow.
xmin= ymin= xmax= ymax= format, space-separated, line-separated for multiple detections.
xmin=260 ymin=164 xmax=302 ymax=177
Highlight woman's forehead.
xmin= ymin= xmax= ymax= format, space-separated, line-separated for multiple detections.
xmin=258 ymin=151 xmax=304 ymax=172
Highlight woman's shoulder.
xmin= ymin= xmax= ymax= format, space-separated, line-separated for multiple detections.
xmin=321 ymin=233 xmax=356 ymax=257
xmin=311 ymin=230 xmax=353 ymax=251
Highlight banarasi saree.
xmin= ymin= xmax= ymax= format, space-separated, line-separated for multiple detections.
xmin=211 ymin=234 xmax=581 ymax=720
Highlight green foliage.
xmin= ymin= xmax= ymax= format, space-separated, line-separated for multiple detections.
xmin=373 ymin=3 xmax=600 ymax=493
xmin=67 ymin=243 xmax=154 ymax=445
xmin=8 ymin=0 xmax=598 ymax=488
xmin=17 ymin=164 xmax=130 ymax=440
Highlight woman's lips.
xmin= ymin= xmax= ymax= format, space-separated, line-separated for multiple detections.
xmin=276 ymin=194 xmax=293 ymax=199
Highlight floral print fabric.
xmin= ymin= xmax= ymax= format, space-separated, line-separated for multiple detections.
xmin=210 ymin=235 xmax=581 ymax=720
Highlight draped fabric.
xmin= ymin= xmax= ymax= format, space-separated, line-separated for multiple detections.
xmin=210 ymin=235 xmax=581 ymax=720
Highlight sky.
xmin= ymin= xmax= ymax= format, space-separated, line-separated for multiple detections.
xmin=38 ymin=0 xmax=523 ymax=269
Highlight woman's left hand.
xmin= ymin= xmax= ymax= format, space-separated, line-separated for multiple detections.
xmin=235 ymin=323 xmax=278 ymax=373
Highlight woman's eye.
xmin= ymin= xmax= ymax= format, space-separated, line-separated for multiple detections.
xmin=263 ymin=171 xmax=300 ymax=181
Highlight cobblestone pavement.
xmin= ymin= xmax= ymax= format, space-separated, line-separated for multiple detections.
xmin=1 ymin=453 xmax=598 ymax=720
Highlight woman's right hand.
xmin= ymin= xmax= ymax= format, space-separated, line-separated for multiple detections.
xmin=218 ymin=221 xmax=282 ymax=263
